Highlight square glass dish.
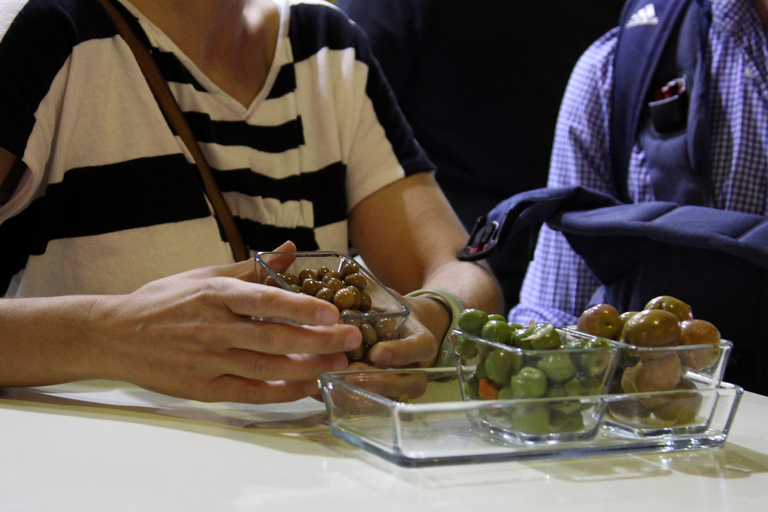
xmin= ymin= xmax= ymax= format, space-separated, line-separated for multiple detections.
xmin=254 ymin=251 xmax=409 ymax=362
xmin=320 ymin=368 xmax=743 ymax=468
xmin=602 ymin=337 xmax=733 ymax=437
xmin=451 ymin=327 xmax=622 ymax=444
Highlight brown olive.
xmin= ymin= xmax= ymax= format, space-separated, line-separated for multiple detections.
xmin=323 ymin=270 xmax=342 ymax=282
xmin=644 ymin=295 xmax=694 ymax=322
xmin=301 ymin=278 xmax=323 ymax=296
xmin=333 ymin=287 xmax=356 ymax=310
xmin=315 ymin=266 xmax=331 ymax=281
xmin=281 ymin=272 xmax=300 ymax=286
xmin=321 ymin=275 xmax=344 ymax=293
xmin=339 ymin=259 xmax=360 ymax=278
xmin=374 ymin=317 xmax=398 ymax=340
xmin=358 ymin=291 xmax=372 ymax=312
xmin=298 ymin=268 xmax=317 ymax=282
xmin=264 ymin=275 xmax=281 ymax=287
xmin=621 ymin=309 xmax=681 ymax=347
xmin=360 ymin=323 xmax=378 ymax=346
xmin=315 ymin=287 xmax=335 ymax=302
xmin=343 ymin=272 xmax=368 ymax=290
xmin=346 ymin=344 xmax=366 ymax=361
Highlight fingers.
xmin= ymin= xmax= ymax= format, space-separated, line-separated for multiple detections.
xmin=218 ymin=350 xmax=348 ymax=382
xmin=222 ymin=318 xmax=361 ymax=356
xmin=366 ymin=332 xmax=438 ymax=367
xmin=205 ymin=376 xmax=320 ymax=405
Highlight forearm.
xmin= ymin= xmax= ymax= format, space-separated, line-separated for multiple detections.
xmin=0 ymin=296 xmax=104 ymax=387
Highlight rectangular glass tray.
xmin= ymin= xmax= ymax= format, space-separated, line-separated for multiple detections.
xmin=320 ymin=368 xmax=743 ymax=468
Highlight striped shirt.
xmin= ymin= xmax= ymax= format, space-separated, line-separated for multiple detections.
xmin=0 ymin=0 xmax=432 ymax=297
xmin=510 ymin=0 xmax=768 ymax=326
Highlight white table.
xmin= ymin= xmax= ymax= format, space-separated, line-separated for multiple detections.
xmin=1 ymin=380 xmax=767 ymax=511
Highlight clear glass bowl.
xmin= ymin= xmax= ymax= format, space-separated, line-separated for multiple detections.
xmin=254 ymin=251 xmax=409 ymax=362
xmin=451 ymin=328 xmax=622 ymax=444
xmin=602 ymin=337 xmax=733 ymax=437
xmin=320 ymin=368 xmax=743 ymax=467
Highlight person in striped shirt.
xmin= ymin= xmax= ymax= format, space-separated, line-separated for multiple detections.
xmin=0 ymin=0 xmax=503 ymax=403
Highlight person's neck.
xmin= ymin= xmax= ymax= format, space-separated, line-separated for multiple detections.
xmin=127 ymin=0 xmax=279 ymax=107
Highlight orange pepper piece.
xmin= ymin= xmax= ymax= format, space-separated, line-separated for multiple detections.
xmin=478 ymin=378 xmax=499 ymax=400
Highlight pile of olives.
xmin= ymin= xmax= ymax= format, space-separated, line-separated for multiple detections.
xmin=575 ymin=295 xmax=724 ymax=425
xmin=455 ymin=309 xmax=617 ymax=435
xmin=263 ymin=259 xmax=400 ymax=362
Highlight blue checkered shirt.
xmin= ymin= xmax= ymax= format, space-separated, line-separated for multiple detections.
xmin=510 ymin=0 xmax=768 ymax=326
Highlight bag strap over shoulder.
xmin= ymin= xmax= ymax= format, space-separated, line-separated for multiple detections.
xmin=610 ymin=0 xmax=713 ymax=205
xmin=96 ymin=0 xmax=249 ymax=262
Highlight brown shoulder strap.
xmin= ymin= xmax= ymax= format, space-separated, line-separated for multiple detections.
xmin=96 ymin=0 xmax=248 ymax=262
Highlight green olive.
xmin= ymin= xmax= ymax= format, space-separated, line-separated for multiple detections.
xmin=457 ymin=309 xmax=489 ymax=336
xmin=454 ymin=334 xmax=479 ymax=360
xmin=485 ymin=348 xmax=522 ymax=387
xmin=508 ymin=404 xmax=551 ymax=435
xmin=481 ymin=319 xmax=513 ymax=345
xmin=510 ymin=367 xmax=548 ymax=398
xmin=537 ymin=353 xmax=577 ymax=383
xmin=525 ymin=323 xmax=562 ymax=350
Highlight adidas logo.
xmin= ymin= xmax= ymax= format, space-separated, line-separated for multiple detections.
xmin=625 ymin=3 xmax=659 ymax=28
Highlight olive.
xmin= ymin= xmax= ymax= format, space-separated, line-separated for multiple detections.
xmin=357 ymin=290 xmax=372 ymax=312
xmin=301 ymin=278 xmax=323 ymax=296
xmin=321 ymin=275 xmax=344 ymax=293
xmin=508 ymin=404 xmax=551 ymax=435
xmin=549 ymin=409 xmax=585 ymax=432
xmin=480 ymin=319 xmax=512 ymax=345
xmin=333 ymin=287 xmax=356 ymax=310
xmin=576 ymin=304 xmax=623 ymax=340
xmin=343 ymin=272 xmax=368 ymax=290
xmin=537 ymin=353 xmax=577 ymax=383
xmin=280 ymin=272 xmax=300 ymax=286
xmin=621 ymin=309 xmax=681 ymax=347
xmin=644 ymin=295 xmax=694 ymax=322
xmin=509 ymin=367 xmax=548 ymax=399
xmin=622 ymin=352 xmax=682 ymax=393
xmin=298 ymin=268 xmax=317 ymax=282
xmin=579 ymin=338 xmax=614 ymax=378
xmin=678 ymin=319 xmax=721 ymax=371
xmin=360 ymin=322 xmax=378 ymax=346
xmin=484 ymin=347 xmax=522 ymax=387
xmin=346 ymin=344 xmax=366 ymax=361
xmin=374 ymin=317 xmax=398 ymax=340
xmin=454 ymin=334 xmax=479 ymax=359
xmin=315 ymin=266 xmax=331 ymax=281
xmin=652 ymin=378 xmax=703 ymax=424
xmin=315 ymin=287 xmax=335 ymax=302
xmin=526 ymin=322 xmax=562 ymax=350
xmin=339 ymin=259 xmax=360 ymax=278
xmin=323 ymin=270 xmax=342 ymax=282
xmin=457 ymin=309 xmax=489 ymax=336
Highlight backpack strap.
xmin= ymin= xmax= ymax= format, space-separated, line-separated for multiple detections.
xmin=611 ymin=0 xmax=713 ymax=205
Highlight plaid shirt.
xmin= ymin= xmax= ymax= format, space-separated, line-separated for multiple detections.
xmin=510 ymin=0 xmax=768 ymax=326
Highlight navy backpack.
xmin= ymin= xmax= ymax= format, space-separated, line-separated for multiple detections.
xmin=459 ymin=0 xmax=768 ymax=394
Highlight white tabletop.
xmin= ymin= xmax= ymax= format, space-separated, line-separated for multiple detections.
xmin=1 ymin=380 xmax=767 ymax=512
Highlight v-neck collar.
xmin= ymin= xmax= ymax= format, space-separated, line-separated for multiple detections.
xmin=115 ymin=0 xmax=289 ymax=117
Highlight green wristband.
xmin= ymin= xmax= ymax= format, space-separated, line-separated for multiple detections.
xmin=406 ymin=288 xmax=465 ymax=368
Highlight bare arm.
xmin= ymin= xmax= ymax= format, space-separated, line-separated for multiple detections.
xmin=0 ymin=243 xmax=363 ymax=403
xmin=350 ymin=172 xmax=504 ymax=366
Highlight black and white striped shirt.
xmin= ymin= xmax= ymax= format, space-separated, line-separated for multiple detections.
xmin=0 ymin=0 xmax=432 ymax=296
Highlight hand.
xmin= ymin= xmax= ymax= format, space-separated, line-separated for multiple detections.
xmin=87 ymin=252 xmax=362 ymax=404
xmin=362 ymin=293 xmax=450 ymax=369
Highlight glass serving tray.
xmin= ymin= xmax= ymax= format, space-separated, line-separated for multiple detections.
xmin=320 ymin=368 xmax=743 ymax=468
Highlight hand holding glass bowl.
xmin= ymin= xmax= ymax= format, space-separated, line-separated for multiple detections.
xmin=254 ymin=251 xmax=429 ymax=401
